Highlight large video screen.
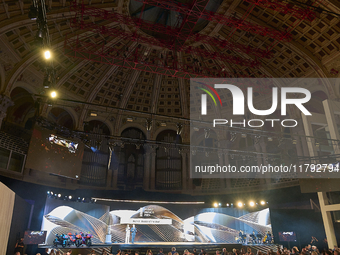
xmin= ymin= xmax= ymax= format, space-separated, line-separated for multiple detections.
xmin=25 ymin=125 xmax=84 ymax=179
xmin=41 ymin=197 xmax=272 ymax=245
xmin=24 ymin=231 xmax=47 ymax=244
xmin=278 ymin=232 xmax=297 ymax=242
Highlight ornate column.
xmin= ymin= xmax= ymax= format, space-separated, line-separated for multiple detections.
xmin=109 ymin=146 xmax=120 ymax=189
xmin=218 ymin=139 xmax=228 ymax=189
xmin=187 ymin=149 xmax=194 ymax=191
xmin=223 ymin=149 xmax=231 ymax=189
xmin=143 ymin=144 xmax=151 ymax=190
xmin=150 ymin=145 xmax=157 ymax=190
xmin=255 ymin=137 xmax=268 ymax=183
xmin=0 ymin=95 xmax=13 ymax=129
xmin=181 ymin=148 xmax=188 ymax=191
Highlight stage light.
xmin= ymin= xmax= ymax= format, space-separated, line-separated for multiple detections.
xmin=28 ymin=5 xmax=38 ymax=20
xmin=260 ymin=200 xmax=266 ymax=205
xmin=50 ymin=91 xmax=57 ymax=98
xmin=50 ymin=191 xmax=53 ymax=195
xmin=213 ymin=202 xmax=218 ymax=208
xmin=204 ymin=128 xmax=210 ymax=138
xmin=146 ymin=119 xmax=152 ymax=131
xmin=43 ymin=74 xmax=52 ymax=89
xmin=226 ymin=203 xmax=229 ymax=207
xmin=69 ymin=196 xmax=72 ymax=199
xmin=82 ymin=198 xmax=85 ymax=201
xmin=249 ymin=201 xmax=255 ymax=207
xmin=176 ymin=123 xmax=183 ymax=135
xmin=47 ymin=191 xmax=50 ymax=194
xmin=58 ymin=194 xmax=61 ymax=198
xmin=44 ymin=50 xmax=51 ymax=60
xmin=237 ymin=202 xmax=243 ymax=208
xmin=219 ymin=203 xmax=221 ymax=206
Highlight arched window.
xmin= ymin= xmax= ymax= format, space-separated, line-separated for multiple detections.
xmin=155 ymin=130 xmax=182 ymax=190
xmin=117 ymin=128 xmax=145 ymax=189
xmin=6 ymin=87 xmax=35 ymax=127
xmin=80 ymin=120 xmax=110 ymax=187
xmin=48 ymin=107 xmax=74 ymax=129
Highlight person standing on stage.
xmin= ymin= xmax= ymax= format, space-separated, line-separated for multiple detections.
xmin=131 ymin=224 xmax=137 ymax=244
xmin=158 ymin=248 xmax=165 ymax=255
xmin=125 ymin=225 xmax=131 ymax=244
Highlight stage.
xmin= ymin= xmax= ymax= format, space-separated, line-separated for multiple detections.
xmin=39 ymin=242 xmax=278 ymax=253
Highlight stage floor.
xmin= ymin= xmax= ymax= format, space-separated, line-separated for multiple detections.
xmin=39 ymin=242 xmax=270 ymax=249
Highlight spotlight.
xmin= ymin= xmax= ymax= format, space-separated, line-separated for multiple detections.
xmin=176 ymin=123 xmax=183 ymax=135
xmin=69 ymin=196 xmax=72 ymax=199
xmin=44 ymin=50 xmax=51 ymax=60
xmin=28 ymin=5 xmax=38 ymax=20
xmin=204 ymin=128 xmax=210 ymax=138
xmin=237 ymin=202 xmax=243 ymax=208
xmin=36 ymin=28 xmax=44 ymax=39
xmin=50 ymin=191 xmax=53 ymax=195
xmin=50 ymin=91 xmax=57 ymax=98
xmin=58 ymin=194 xmax=61 ymax=198
xmin=213 ymin=202 xmax=218 ymax=208
xmin=230 ymin=132 xmax=237 ymax=143
xmin=219 ymin=203 xmax=221 ymax=206
xmin=146 ymin=119 xmax=152 ymax=131
xmin=249 ymin=201 xmax=255 ymax=207
xmin=47 ymin=191 xmax=50 ymax=194
xmin=43 ymin=74 xmax=52 ymax=89
xmin=226 ymin=203 xmax=229 ymax=207
xmin=260 ymin=201 xmax=266 ymax=205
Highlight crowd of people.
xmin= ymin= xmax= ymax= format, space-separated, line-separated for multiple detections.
xmin=12 ymin=244 xmax=340 ymax=255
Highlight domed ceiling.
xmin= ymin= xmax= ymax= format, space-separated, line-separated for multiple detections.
xmin=0 ymin=0 xmax=340 ymax=193
xmin=0 ymin=0 xmax=339 ymax=125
